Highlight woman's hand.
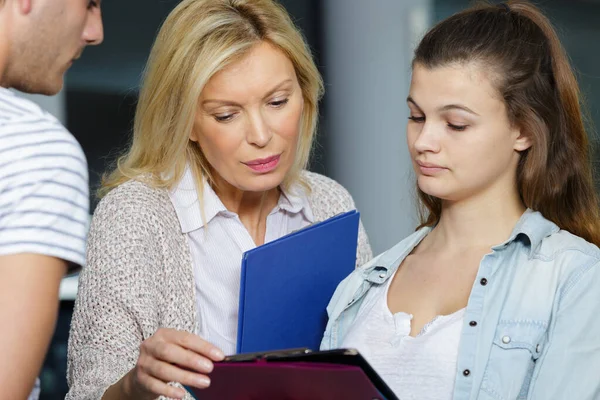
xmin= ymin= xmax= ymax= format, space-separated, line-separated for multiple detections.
xmin=118 ymin=328 xmax=225 ymax=400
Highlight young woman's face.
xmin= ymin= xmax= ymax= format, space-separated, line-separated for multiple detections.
xmin=191 ymin=41 xmax=304 ymax=193
xmin=406 ymin=62 xmax=532 ymax=204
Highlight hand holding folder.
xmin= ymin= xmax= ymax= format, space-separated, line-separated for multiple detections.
xmin=186 ymin=348 xmax=399 ymax=400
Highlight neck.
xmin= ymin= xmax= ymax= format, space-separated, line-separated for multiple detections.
xmin=211 ymin=174 xmax=280 ymax=237
xmin=428 ymin=180 xmax=526 ymax=252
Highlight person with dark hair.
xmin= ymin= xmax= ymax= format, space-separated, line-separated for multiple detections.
xmin=322 ymin=1 xmax=600 ymax=399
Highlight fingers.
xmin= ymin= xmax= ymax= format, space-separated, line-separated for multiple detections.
xmin=167 ymin=329 xmax=225 ymax=361
xmin=145 ymin=339 xmax=215 ymax=374
xmin=135 ymin=373 xmax=188 ymax=399
xmin=142 ymin=358 xmax=211 ymax=390
xmin=133 ymin=328 xmax=224 ymax=398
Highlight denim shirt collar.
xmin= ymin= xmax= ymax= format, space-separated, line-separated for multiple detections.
xmin=359 ymin=226 xmax=432 ymax=284
xmin=359 ymin=209 xmax=559 ymax=284
xmin=491 ymin=209 xmax=559 ymax=258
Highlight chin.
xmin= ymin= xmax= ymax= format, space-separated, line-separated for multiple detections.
xmin=242 ymin=171 xmax=287 ymax=192
xmin=417 ymin=178 xmax=451 ymax=200
xmin=38 ymin=79 xmax=64 ymax=96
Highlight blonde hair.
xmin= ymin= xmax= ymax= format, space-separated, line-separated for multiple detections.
xmin=99 ymin=0 xmax=324 ymax=198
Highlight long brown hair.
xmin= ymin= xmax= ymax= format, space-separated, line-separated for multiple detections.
xmin=413 ymin=1 xmax=600 ymax=246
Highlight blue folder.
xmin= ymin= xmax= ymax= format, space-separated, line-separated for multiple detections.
xmin=236 ymin=210 xmax=360 ymax=354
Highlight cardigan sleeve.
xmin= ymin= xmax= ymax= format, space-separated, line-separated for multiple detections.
xmin=65 ymin=182 xmax=173 ymax=400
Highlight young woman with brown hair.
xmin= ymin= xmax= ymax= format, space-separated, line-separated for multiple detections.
xmin=322 ymin=2 xmax=600 ymax=399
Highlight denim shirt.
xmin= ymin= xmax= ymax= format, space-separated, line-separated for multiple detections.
xmin=321 ymin=210 xmax=600 ymax=400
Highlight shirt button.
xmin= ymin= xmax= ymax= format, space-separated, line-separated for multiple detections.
xmin=463 ymin=369 xmax=471 ymax=376
xmin=378 ymin=273 xmax=386 ymax=279
xmin=502 ymin=336 xmax=511 ymax=344
xmin=536 ymin=344 xmax=541 ymax=353
xmin=469 ymin=321 xmax=477 ymax=327
xmin=480 ymin=278 xmax=488 ymax=286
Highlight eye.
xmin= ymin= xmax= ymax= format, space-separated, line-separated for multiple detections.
xmin=447 ymin=123 xmax=468 ymax=131
xmin=88 ymin=0 xmax=99 ymax=9
xmin=214 ymin=113 xmax=236 ymax=123
xmin=408 ymin=116 xmax=425 ymax=123
xmin=269 ymin=98 xmax=289 ymax=108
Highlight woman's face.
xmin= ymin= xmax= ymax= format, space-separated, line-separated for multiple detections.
xmin=406 ymin=62 xmax=532 ymax=204
xmin=191 ymin=41 xmax=304 ymax=193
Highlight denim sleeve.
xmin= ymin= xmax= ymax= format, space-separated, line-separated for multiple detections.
xmin=528 ymin=260 xmax=600 ymax=400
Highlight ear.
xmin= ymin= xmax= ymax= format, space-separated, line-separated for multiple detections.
xmin=189 ymin=128 xmax=199 ymax=143
xmin=512 ymin=127 xmax=533 ymax=152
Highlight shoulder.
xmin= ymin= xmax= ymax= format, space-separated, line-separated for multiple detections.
xmin=536 ymin=229 xmax=600 ymax=263
xmin=92 ymin=179 xmax=179 ymax=238
xmin=88 ymin=180 xmax=188 ymax=278
xmin=0 ymin=105 xmax=86 ymax=179
xmin=0 ymin=115 xmax=89 ymax=210
xmin=301 ymin=171 xmax=357 ymax=218
xmin=0 ymin=92 xmax=67 ymax=142
xmin=520 ymin=210 xmax=600 ymax=267
xmin=0 ymin=108 xmax=89 ymax=267
xmin=0 ymin=90 xmax=49 ymax=121
xmin=533 ymin=229 xmax=600 ymax=301
xmin=95 ymin=179 xmax=173 ymax=221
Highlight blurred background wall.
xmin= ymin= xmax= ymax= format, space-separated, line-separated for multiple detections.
xmin=28 ymin=1 xmax=599 ymax=397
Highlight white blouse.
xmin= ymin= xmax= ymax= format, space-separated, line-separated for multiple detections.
xmin=168 ymin=167 xmax=313 ymax=355
xmin=341 ymin=270 xmax=465 ymax=400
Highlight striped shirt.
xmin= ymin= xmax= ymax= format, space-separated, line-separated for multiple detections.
xmin=0 ymin=86 xmax=89 ymax=269
xmin=168 ymin=166 xmax=314 ymax=355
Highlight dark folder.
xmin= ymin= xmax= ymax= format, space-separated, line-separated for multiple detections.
xmin=186 ymin=348 xmax=399 ymax=400
xmin=236 ymin=210 xmax=360 ymax=354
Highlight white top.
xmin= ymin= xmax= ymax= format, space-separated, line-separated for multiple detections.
xmin=341 ymin=270 xmax=465 ymax=400
xmin=168 ymin=167 xmax=313 ymax=355
xmin=0 ymin=87 xmax=89 ymax=268
xmin=0 ymin=87 xmax=89 ymax=400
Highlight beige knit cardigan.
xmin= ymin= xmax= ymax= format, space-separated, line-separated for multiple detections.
xmin=66 ymin=171 xmax=372 ymax=399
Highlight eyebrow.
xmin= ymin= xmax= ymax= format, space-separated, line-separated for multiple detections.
xmin=406 ymin=96 xmax=480 ymax=116
xmin=202 ymin=79 xmax=294 ymax=107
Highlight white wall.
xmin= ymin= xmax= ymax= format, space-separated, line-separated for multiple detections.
xmin=322 ymin=0 xmax=432 ymax=254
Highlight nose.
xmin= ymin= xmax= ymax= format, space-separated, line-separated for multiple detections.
xmin=246 ymin=111 xmax=273 ymax=148
xmin=83 ymin=8 xmax=104 ymax=46
xmin=412 ymin=121 xmax=441 ymax=154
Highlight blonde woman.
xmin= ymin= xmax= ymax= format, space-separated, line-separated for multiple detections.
xmin=66 ymin=1 xmax=372 ymax=399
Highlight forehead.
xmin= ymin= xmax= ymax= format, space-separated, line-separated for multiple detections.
xmin=409 ymin=62 xmax=503 ymax=112
xmin=201 ymin=41 xmax=297 ymax=99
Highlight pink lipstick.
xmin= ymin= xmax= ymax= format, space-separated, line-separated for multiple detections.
xmin=244 ymin=154 xmax=281 ymax=173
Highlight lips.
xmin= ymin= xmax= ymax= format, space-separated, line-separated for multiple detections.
xmin=417 ymin=160 xmax=445 ymax=169
xmin=243 ymin=154 xmax=281 ymax=173
xmin=416 ymin=160 xmax=448 ymax=175
xmin=245 ymin=155 xmax=280 ymax=166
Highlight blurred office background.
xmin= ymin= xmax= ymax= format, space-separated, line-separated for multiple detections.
xmin=30 ymin=1 xmax=599 ymax=398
